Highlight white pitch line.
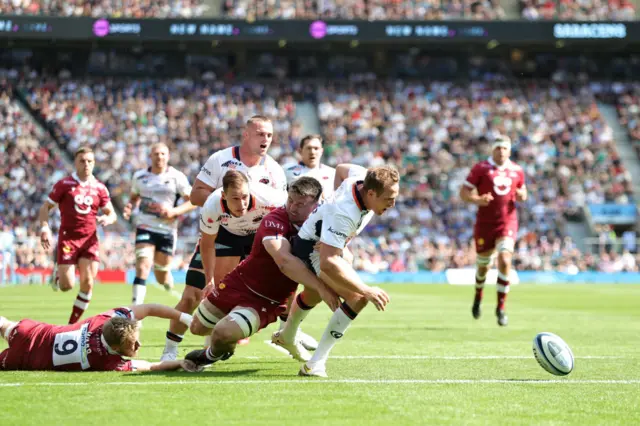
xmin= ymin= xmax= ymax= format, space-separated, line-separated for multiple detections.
xmin=1 ymin=379 xmax=639 ymax=387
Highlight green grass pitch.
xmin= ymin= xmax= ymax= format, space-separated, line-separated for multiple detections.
xmin=1 ymin=283 xmax=639 ymax=425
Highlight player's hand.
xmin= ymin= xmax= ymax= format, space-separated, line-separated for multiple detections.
xmin=477 ymin=193 xmax=494 ymax=207
xmin=318 ymin=285 xmax=340 ymax=312
xmin=180 ymin=359 xmax=204 ymax=373
xmin=123 ymin=203 xmax=133 ymax=220
xmin=97 ymin=215 xmax=111 ymax=227
xmin=40 ymin=228 xmax=52 ymax=251
xmin=202 ymin=283 xmax=215 ymax=299
xmin=157 ymin=205 xmax=175 ymax=219
xmin=515 ymin=187 xmax=527 ymax=201
xmin=365 ymin=286 xmax=390 ymax=311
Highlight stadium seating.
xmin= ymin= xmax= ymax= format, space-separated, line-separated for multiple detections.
xmin=0 ymin=0 xmax=209 ymax=18
xmin=520 ymin=0 xmax=636 ymax=20
xmin=11 ymin=73 xmax=633 ymax=272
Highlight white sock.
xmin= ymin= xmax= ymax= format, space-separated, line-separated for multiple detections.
xmin=204 ymin=334 xmax=211 ymax=348
xmin=132 ymin=285 xmax=147 ymax=305
xmin=164 ymin=332 xmax=183 ymax=351
xmin=309 ymin=306 xmax=354 ymax=365
xmin=0 ymin=316 xmax=6 ymax=339
xmin=281 ymin=295 xmax=313 ymax=342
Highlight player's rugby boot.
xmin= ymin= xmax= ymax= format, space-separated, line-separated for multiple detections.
xmin=298 ymin=330 xmax=318 ymax=351
xmin=298 ymin=362 xmax=328 ymax=378
xmin=472 ymin=299 xmax=482 ymax=319
xmin=496 ymin=308 xmax=508 ymax=327
xmin=271 ymin=330 xmax=311 ymax=362
xmin=185 ymin=349 xmax=233 ymax=367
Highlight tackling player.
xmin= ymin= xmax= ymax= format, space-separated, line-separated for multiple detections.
xmin=122 ymin=143 xmax=196 ymax=305
xmin=164 ymin=115 xmax=301 ymax=352
xmin=459 ymin=136 xmax=527 ymax=326
xmin=273 ymin=164 xmax=399 ymax=377
xmin=0 ymin=303 xmax=198 ymax=372
xmin=38 ymin=147 xmax=117 ymax=324
xmin=184 ymin=177 xmax=339 ymax=368
xmin=160 ymin=170 xmax=287 ymax=361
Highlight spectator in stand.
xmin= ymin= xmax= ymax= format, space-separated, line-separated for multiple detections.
xmin=0 ymin=0 xmax=209 ymax=18
xmin=521 ymin=0 xmax=635 ymax=21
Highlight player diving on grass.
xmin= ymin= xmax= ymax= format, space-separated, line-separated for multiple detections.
xmin=39 ymin=147 xmax=117 ymax=324
xmin=0 ymin=304 xmax=199 ymax=372
xmin=160 ymin=170 xmax=288 ymax=361
xmin=272 ymin=164 xmax=399 ymax=378
xmin=122 ymin=143 xmax=196 ymax=305
xmin=184 ymin=177 xmax=340 ymax=368
xmin=459 ymin=135 xmax=527 ymax=326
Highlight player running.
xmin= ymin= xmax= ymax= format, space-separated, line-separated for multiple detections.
xmin=38 ymin=147 xmax=117 ymax=324
xmin=0 ymin=304 xmax=199 ymax=372
xmin=459 ymin=136 xmax=527 ymax=326
xmin=273 ymin=164 xmax=399 ymax=378
xmin=284 ymin=135 xmax=336 ymax=198
xmin=184 ymin=177 xmax=339 ymax=368
xmin=160 ymin=170 xmax=287 ymax=361
xmin=122 ymin=143 xmax=196 ymax=305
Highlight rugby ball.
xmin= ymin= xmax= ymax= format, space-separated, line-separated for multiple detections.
xmin=532 ymin=332 xmax=574 ymax=376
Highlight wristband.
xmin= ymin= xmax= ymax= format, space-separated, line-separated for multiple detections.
xmin=179 ymin=313 xmax=193 ymax=326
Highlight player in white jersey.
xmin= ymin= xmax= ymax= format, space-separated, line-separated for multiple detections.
xmin=272 ymin=164 xmax=400 ymax=377
xmin=123 ymin=143 xmax=196 ymax=305
xmin=162 ymin=116 xmax=287 ymax=359
xmin=284 ymin=135 xmax=336 ymax=199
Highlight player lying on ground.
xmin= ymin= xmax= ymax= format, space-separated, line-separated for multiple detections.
xmin=459 ymin=135 xmax=527 ymax=326
xmin=0 ymin=304 xmax=198 ymax=372
xmin=184 ymin=177 xmax=339 ymax=368
xmin=39 ymin=146 xmax=117 ymax=324
xmin=123 ymin=143 xmax=196 ymax=305
xmin=273 ymin=164 xmax=399 ymax=377
xmin=160 ymin=170 xmax=287 ymax=361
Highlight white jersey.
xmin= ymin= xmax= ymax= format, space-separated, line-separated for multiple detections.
xmin=131 ymin=167 xmax=192 ymax=235
xmin=284 ymin=162 xmax=336 ymax=198
xmin=197 ymin=146 xmax=287 ymax=192
xmin=298 ymin=174 xmax=373 ymax=249
xmin=199 ymin=182 xmax=287 ymax=237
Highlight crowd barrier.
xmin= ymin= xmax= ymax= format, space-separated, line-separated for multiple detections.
xmin=7 ymin=268 xmax=640 ymax=285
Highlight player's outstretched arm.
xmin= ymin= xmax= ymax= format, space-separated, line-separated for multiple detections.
xmin=319 ymin=243 xmax=390 ymax=311
xmin=190 ymin=178 xmax=215 ymax=207
xmin=38 ymin=200 xmax=56 ymax=251
xmin=130 ymin=304 xmax=193 ymax=326
xmin=165 ymin=196 xmax=197 ymax=219
xmin=263 ymin=238 xmax=340 ymax=311
xmin=130 ymin=359 xmax=201 ymax=372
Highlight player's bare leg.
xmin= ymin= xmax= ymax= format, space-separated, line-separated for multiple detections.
xmin=186 ymin=301 xmax=241 ymax=367
xmin=473 ymin=250 xmax=493 ymax=320
xmin=153 ymin=251 xmax=174 ymax=292
xmin=68 ymin=258 xmax=97 ymax=324
xmin=495 ymin=238 xmax=514 ymax=327
xmin=57 ymin=264 xmax=76 ymax=292
xmin=161 ymin=268 xmax=204 ymax=361
xmin=279 ymin=292 xmax=318 ymax=351
xmin=132 ymin=244 xmax=153 ymax=305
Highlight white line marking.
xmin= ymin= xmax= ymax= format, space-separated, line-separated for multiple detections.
xmin=1 ymin=379 xmax=639 ymax=387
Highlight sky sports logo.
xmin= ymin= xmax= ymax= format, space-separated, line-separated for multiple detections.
xmin=93 ymin=19 xmax=142 ymax=37
xmin=309 ymin=21 xmax=358 ymax=39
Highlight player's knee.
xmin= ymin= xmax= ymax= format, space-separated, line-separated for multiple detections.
xmin=181 ymin=291 xmax=200 ymax=312
xmin=213 ymin=323 xmax=243 ymax=344
xmin=497 ymin=252 xmax=512 ymax=270
xmin=189 ymin=317 xmax=208 ymax=336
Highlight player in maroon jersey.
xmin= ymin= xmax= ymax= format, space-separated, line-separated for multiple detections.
xmin=185 ymin=177 xmax=339 ymax=367
xmin=37 ymin=147 xmax=118 ymax=324
xmin=0 ymin=304 xmax=199 ymax=372
xmin=460 ymin=136 xmax=527 ymax=326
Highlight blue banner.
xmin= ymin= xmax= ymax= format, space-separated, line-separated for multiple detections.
xmin=588 ymin=203 xmax=637 ymax=225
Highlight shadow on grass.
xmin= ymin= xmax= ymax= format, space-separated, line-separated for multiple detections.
xmin=125 ymin=369 xmax=260 ymax=378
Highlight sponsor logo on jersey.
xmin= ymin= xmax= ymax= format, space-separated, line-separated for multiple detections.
xmin=201 ymin=167 xmax=212 ymax=176
xmin=221 ymin=160 xmax=244 ymax=169
xmin=265 ymin=220 xmax=284 ymax=231
xmin=328 ymin=226 xmax=348 ymax=239
xmin=259 ymin=178 xmax=270 ymax=185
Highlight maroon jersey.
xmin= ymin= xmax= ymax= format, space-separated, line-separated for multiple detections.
xmin=0 ymin=308 xmax=135 ymax=371
xmin=464 ymin=158 xmax=525 ymax=225
xmin=224 ymin=206 xmax=298 ymax=303
xmin=47 ymin=173 xmax=110 ymax=236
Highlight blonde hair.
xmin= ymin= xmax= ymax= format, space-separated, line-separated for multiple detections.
xmin=363 ymin=165 xmax=400 ymax=196
xmin=102 ymin=317 xmax=138 ymax=348
xmin=151 ymin=143 xmax=169 ymax=153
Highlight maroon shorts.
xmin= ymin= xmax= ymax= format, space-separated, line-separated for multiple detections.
xmin=0 ymin=319 xmax=52 ymax=370
xmin=474 ymin=222 xmax=518 ymax=253
xmin=57 ymin=232 xmax=99 ymax=264
xmin=206 ymin=278 xmax=286 ymax=332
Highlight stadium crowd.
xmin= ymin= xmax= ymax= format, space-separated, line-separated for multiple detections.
xmin=0 ymin=0 xmax=208 ymax=18
xmin=1 ymin=64 xmax=638 ymax=275
xmin=520 ymin=0 xmax=635 ymax=21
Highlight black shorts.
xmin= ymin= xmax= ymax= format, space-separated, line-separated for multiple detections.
xmin=292 ymin=236 xmax=317 ymax=274
xmin=135 ymin=228 xmax=176 ymax=256
xmin=188 ymin=227 xmax=255 ymax=270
